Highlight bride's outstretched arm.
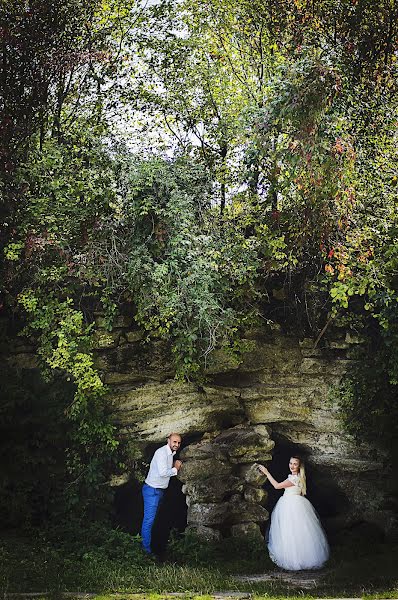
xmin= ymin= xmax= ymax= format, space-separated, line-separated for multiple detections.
xmin=258 ymin=465 xmax=294 ymax=490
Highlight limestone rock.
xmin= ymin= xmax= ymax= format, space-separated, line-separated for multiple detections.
xmin=299 ymin=338 xmax=315 ymax=349
xmin=180 ymin=439 xmax=227 ymax=462
xmin=213 ymin=424 xmax=274 ymax=464
xmin=240 ymin=374 xmax=345 ymax=454
xmin=205 ymin=348 xmax=243 ymax=374
xmin=329 ymin=340 xmax=350 ymax=350
xmin=95 ymin=339 xmax=174 ymax=382
xmin=227 ymin=500 xmax=269 ymax=525
xmin=238 ymin=339 xmax=303 ymax=374
xmin=345 ymin=332 xmax=365 ymax=344
xmin=182 ymin=476 xmax=242 ymax=503
xmin=188 ymin=503 xmax=229 ymax=526
xmin=186 ymin=525 xmax=221 ymax=542
xmin=299 ymin=357 xmax=353 ymax=375
xmin=244 ymin=486 xmax=268 ymax=505
xmin=230 ymin=522 xmax=263 ymax=540
xmin=311 ymin=455 xmax=382 ymax=473
xmin=93 ymin=324 xmax=394 ymax=537
xmin=93 ymin=330 xmax=121 ymax=349
xmin=178 ymin=458 xmax=232 ymax=482
xmin=103 ymin=372 xmax=147 ymax=384
xmin=188 ymin=500 xmax=268 ymax=527
xmin=109 ymin=473 xmax=130 ymax=486
xmin=177 ymin=423 xmax=273 ymax=532
xmin=109 ymin=382 xmax=245 ymax=441
xmin=240 ymin=463 xmax=267 ymax=486
xmin=301 ymin=347 xmax=324 ymax=357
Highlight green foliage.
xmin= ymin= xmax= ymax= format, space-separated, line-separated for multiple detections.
xmin=2 ymin=529 xmax=398 ymax=595
xmin=46 ymin=521 xmax=147 ymax=563
xmin=103 ymin=156 xmax=263 ymax=378
xmin=15 ymin=290 xmax=119 ymax=513
xmin=167 ymin=529 xmax=271 ymax=573
xmin=0 ymin=362 xmax=72 ymax=528
xmin=0 ymin=527 xmax=149 ymax=593
xmin=0 ymin=0 xmax=99 ymax=162
xmin=1 ymin=0 xmax=398 ymax=541
xmin=1 ymin=103 xmax=123 ymax=520
xmin=242 ymin=39 xmax=398 ymax=444
xmin=335 ymin=315 xmax=398 ymax=449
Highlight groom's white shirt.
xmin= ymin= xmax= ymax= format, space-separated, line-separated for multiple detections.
xmin=145 ymin=444 xmax=177 ymax=489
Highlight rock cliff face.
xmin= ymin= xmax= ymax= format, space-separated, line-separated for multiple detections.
xmin=6 ymin=315 xmax=396 ymax=540
xmin=93 ymin=321 xmax=396 ymax=541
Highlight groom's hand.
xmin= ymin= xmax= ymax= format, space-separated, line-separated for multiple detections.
xmin=174 ymin=460 xmax=182 ymax=471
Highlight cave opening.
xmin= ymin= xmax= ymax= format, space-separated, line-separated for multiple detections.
xmin=113 ymin=432 xmax=203 ymax=554
xmin=265 ymin=429 xmax=350 ymax=538
xmin=113 ymin=476 xmax=187 ymax=554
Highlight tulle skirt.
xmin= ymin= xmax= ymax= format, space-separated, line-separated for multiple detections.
xmin=268 ymin=494 xmax=330 ymax=571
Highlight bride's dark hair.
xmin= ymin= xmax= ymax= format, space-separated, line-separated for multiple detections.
xmin=291 ymin=455 xmax=307 ymax=496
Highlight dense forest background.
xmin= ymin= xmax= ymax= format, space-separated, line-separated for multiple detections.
xmin=1 ymin=0 xmax=398 ymax=550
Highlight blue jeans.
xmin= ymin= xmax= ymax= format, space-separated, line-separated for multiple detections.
xmin=141 ymin=483 xmax=165 ymax=553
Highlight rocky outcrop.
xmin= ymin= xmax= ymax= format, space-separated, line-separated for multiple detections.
xmin=108 ymin=381 xmax=245 ymax=439
xmin=90 ymin=320 xmax=395 ymax=540
xmin=5 ymin=313 xmax=396 ymax=540
xmin=178 ymin=425 xmax=274 ymax=539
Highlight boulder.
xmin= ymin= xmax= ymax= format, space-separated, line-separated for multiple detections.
xmin=230 ymin=522 xmax=263 ymax=540
xmin=244 ymin=486 xmax=268 ymax=505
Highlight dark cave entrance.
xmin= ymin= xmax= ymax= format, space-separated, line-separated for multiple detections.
xmin=265 ymin=429 xmax=350 ymax=538
xmin=113 ymin=477 xmax=143 ymax=535
xmin=113 ymin=477 xmax=187 ymax=554
xmin=113 ymin=436 xmax=195 ymax=555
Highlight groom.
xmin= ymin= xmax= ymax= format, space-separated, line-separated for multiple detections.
xmin=141 ymin=432 xmax=182 ymax=554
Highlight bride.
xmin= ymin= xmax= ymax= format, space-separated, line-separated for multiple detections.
xmin=258 ymin=456 xmax=330 ymax=571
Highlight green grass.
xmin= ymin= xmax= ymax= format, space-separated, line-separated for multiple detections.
xmin=0 ymin=530 xmax=397 ymax=598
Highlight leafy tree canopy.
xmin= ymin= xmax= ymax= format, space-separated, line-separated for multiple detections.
xmin=1 ymin=0 xmax=398 ymax=526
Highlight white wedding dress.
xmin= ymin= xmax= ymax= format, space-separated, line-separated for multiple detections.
xmin=267 ymin=474 xmax=330 ymax=571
